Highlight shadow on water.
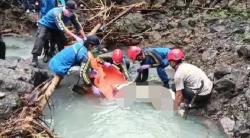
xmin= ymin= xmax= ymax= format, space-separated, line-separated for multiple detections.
xmin=44 ymin=69 xmax=226 ymax=138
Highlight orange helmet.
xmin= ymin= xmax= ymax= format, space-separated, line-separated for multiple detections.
xmin=112 ymin=49 xmax=124 ymax=64
xmin=127 ymin=46 xmax=141 ymax=62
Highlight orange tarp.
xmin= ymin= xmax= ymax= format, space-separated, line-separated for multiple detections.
xmin=88 ymin=52 xmax=128 ymax=99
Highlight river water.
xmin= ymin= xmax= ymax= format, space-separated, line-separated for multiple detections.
xmin=3 ymin=36 xmax=226 ymax=138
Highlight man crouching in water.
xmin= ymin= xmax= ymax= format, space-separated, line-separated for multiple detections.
xmin=48 ymin=35 xmax=102 ymax=96
xmin=167 ymin=49 xmax=213 ymax=116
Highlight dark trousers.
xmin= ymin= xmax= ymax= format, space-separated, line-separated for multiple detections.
xmin=172 ymin=84 xmax=211 ymax=105
xmin=31 ymin=25 xmax=66 ymax=57
xmin=23 ymin=0 xmax=34 ymax=10
xmin=0 ymin=36 xmax=6 ymax=60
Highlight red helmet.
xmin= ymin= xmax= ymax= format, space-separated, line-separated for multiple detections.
xmin=167 ymin=49 xmax=185 ymax=61
xmin=127 ymin=46 xmax=142 ymax=62
xmin=112 ymin=49 xmax=124 ymax=64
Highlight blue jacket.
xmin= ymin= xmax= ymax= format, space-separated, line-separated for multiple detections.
xmin=39 ymin=7 xmax=82 ymax=31
xmin=40 ymin=0 xmax=56 ymax=17
xmin=49 ymin=42 xmax=88 ymax=76
xmin=143 ymin=47 xmax=170 ymax=67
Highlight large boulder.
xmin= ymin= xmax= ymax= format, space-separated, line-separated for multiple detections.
xmin=214 ymin=76 xmax=235 ymax=97
xmin=214 ymin=64 xmax=231 ymax=80
xmin=115 ymin=13 xmax=149 ymax=34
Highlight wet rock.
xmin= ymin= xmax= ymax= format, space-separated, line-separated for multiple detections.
xmin=210 ymin=24 xmax=226 ymax=33
xmin=214 ymin=64 xmax=231 ymax=80
xmin=214 ymin=77 xmax=235 ymax=97
xmin=0 ymin=59 xmax=50 ymax=119
xmin=207 ymin=98 xmax=221 ymax=115
xmin=115 ymin=13 xmax=148 ymax=34
xmin=0 ymin=57 xmax=21 ymax=69
xmin=147 ymin=31 xmax=162 ymax=43
xmin=237 ymin=45 xmax=250 ymax=58
xmin=243 ymin=33 xmax=250 ymax=44
xmin=176 ymin=0 xmax=186 ymax=7
xmin=220 ymin=117 xmax=235 ymax=135
xmin=0 ymin=92 xmax=5 ymax=98
xmin=245 ymin=89 xmax=250 ymax=104
xmin=231 ymin=69 xmax=248 ymax=92
xmin=201 ymin=48 xmax=218 ymax=64
xmin=0 ymin=93 xmax=20 ymax=119
xmin=178 ymin=18 xmax=197 ymax=28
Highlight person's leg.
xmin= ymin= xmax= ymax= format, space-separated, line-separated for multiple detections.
xmin=55 ymin=31 xmax=67 ymax=52
xmin=182 ymin=87 xmax=195 ymax=104
xmin=157 ymin=59 xmax=169 ymax=87
xmin=195 ymin=93 xmax=212 ymax=106
xmin=23 ymin=0 xmax=29 ymax=11
xmin=124 ymin=58 xmax=130 ymax=69
xmin=157 ymin=67 xmax=169 ymax=88
xmin=31 ymin=25 xmax=49 ymax=66
xmin=0 ymin=37 xmax=6 ymax=60
xmin=135 ymin=68 xmax=149 ymax=82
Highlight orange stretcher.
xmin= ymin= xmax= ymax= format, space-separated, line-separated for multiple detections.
xmin=88 ymin=52 xmax=128 ymax=99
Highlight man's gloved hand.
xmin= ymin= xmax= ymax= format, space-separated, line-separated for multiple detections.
xmin=137 ymin=64 xmax=150 ymax=72
xmin=177 ymin=108 xmax=186 ymax=117
xmin=103 ymin=62 xmax=112 ymax=68
xmin=92 ymin=86 xmax=101 ymax=97
xmin=177 ymin=103 xmax=187 ymax=117
xmin=83 ymin=35 xmax=87 ymax=41
xmin=89 ymin=69 xmax=97 ymax=78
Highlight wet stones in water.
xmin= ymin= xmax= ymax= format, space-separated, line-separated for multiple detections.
xmin=0 ymin=59 xmax=50 ymax=119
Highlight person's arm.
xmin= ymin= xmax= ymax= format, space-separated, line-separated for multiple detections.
xmin=150 ymin=51 xmax=164 ymax=67
xmin=175 ymin=90 xmax=183 ymax=110
xmin=118 ymin=64 xmax=130 ymax=81
xmin=54 ymin=11 xmax=81 ymax=41
xmin=174 ymin=77 xmax=185 ymax=110
xmin=71 ymin=14 xmax=87 ymax=40
xmin=80 ymin=59 xmax=92 ymax=86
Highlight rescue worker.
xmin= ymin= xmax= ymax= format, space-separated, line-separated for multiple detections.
xmin=38 ymin=0 xmax=66 ymax=18
xmin=31 ymin=0 xmax=87 ymax=67
xmin=167 ymin=49 xmax=212 ymax=111
xmin=36 ymin=0 xmax=66 ymax=63
xmin=48 ymin=35 xmax=102 ymax=96
xmin=97 ymin=49 xmax=130 ymax=81
xmin=127 ymin=46 xmax=171 ymax=88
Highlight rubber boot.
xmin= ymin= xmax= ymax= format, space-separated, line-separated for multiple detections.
xmin=31 ymin=54 xmax=38 ymax=67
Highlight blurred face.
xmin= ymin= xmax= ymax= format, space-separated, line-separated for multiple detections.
xmin=88 ymin=44 xmax=96 ymax=51
xmin=169 ymin=61 xmax=177 ymax=69
xmin=136 ymin=52 xmax=144 ymax=61
xmin=63 ymin=8 xmax=74 ymax=17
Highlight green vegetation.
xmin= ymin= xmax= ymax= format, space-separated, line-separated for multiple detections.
xmin=209 ymin=9 xmax=250 ymax=20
